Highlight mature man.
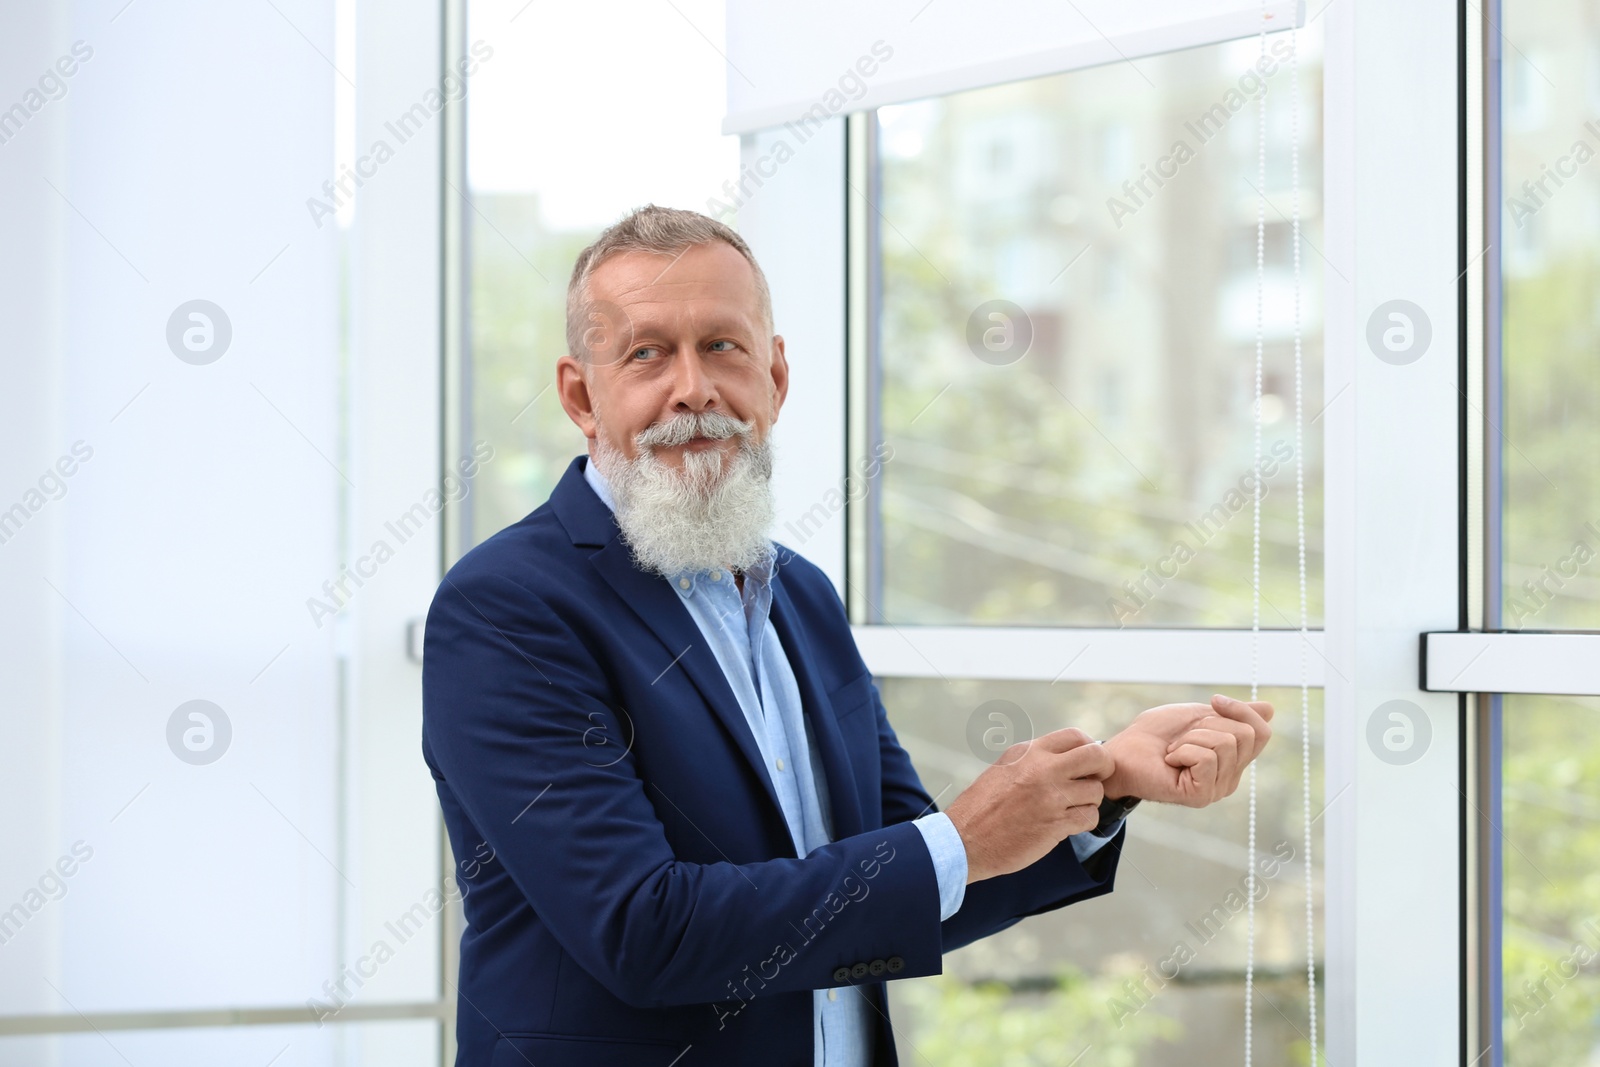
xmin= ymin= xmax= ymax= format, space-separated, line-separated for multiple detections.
xmin=421 ymin=204 xmax=1273 ymax=1066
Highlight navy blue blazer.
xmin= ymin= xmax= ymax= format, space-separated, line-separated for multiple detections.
xmin=421 ymin=453 xmax=1123 ymax=1066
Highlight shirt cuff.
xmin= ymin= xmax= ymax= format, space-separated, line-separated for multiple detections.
xmin=1070 ymin=816 xmax=1128 ymax=863
xmin=912 ymin=811 xmax=968 ymax=921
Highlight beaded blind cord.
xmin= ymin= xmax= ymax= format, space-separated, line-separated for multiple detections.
xmin=1245 ymin=11 xmax=1315 ymax=1067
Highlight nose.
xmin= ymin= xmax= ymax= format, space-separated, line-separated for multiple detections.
xmin=664 ymin=346 xmax=718 ymax=415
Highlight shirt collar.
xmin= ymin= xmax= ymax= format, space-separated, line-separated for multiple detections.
xmin=583 ymin=453 xmax=620 ymax=513
xmin=582 ymin=453 xmax=775 ymax=597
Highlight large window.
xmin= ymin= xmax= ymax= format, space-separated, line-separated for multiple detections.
xmin=864 ymin=30 xmax=1325 ymax=628
xmin=846 ymin=25 xmax=1329 ymax=1066
xmin=0 ymin=1 xmax=447 ymax=1063
xmin=1495 ymin=1 xmax=1600 ymax=1062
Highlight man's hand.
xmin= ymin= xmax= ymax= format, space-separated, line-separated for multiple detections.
xmin=944 ymin=727 xmax=1114 ymax=884
xmin=1101 ymin=694 xmax=1274 ymax=807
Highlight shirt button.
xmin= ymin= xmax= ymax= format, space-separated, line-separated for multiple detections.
xmin=776 ymin=757 xmax=785 ymax=771
xmin=678 ymin=578 xmax=691 ymax=590
xmin=827 ymin=988 xmax=837 ymax=1001
xmin=710 ymin=569 xmax=721 ymax=580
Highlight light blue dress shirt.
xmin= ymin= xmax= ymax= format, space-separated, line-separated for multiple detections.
xmin=582 ymin=457 xmax=1124 ymax=1066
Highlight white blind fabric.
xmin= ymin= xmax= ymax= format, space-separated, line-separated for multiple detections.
xmin=722 ymin=0 xmax=1304 ymax=135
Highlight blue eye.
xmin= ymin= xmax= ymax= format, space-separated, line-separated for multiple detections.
xmin=631 ymin=347 xmax=659 ymax=361
xmin=709 ymin=340 xmax=735 ymax=351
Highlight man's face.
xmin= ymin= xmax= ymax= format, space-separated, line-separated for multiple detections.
xmin=556 ymin=240 xmax=788 ymax=477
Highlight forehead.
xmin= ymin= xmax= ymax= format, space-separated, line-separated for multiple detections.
xmin=586 ymin=241 xmax=762 ymax=333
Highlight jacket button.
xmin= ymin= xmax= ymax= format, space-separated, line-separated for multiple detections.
xmin=868 ymin=959 xmax=886 ymax=976
xmin=851 ymin=962 xmax=869 ymax=978
xmin=886 ymin=956 xmax=905 ymax=973
xmin=832 ymin=966 xmax=851 ymax=982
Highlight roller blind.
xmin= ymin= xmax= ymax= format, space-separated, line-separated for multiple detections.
xmin=722 ymin=0 xmax=1305 ymax=135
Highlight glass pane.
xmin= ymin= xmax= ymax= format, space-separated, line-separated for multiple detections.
xmin=0 ymin=4 xmax=439 ymax=1018
xmin=1500 ymin=694 xmax=1600 ymax=1064
xmin=0 ymin=1018 xmax=437 ymax=1067
xmin=1498 ymin=0 xmax=1600 ymax=630
xmin=880 ymin=678 xmax=1324 ymax=1065
xmin=871 ymin=29 xmax=1325 ymax=627
xmin=464 ymin=0 xmax=740 ymax=546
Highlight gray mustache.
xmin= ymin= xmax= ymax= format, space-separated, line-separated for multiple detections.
xmin=636 ymin=411 xmax=754 ymax=449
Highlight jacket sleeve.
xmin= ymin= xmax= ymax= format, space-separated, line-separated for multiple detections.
xmin=422 ymin=570 xmax=949 ymax=1010
xmin=870 ymin=676 xmax=1123 ymax=952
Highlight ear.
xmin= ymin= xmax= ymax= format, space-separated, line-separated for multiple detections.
xmin=767 ymin=334 xmax=789 ymax=422
xmin=556 ymin=354 xmax=599 ymax=440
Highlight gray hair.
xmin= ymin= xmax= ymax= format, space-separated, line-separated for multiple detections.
xmin=565 ymin=204 xmax=774 ymax=364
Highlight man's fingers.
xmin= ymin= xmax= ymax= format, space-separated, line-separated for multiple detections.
xmin=1165 ymin=743 xmax=1219 ymax=804
xmin=1213 ymin=693 xmax=1275 ymax=723
xmin=1169 ymin=715 xmax=1258 ymax=764
xmin=1172 ymin=728 xmax=1238 ymax=763
xmin=1055 ymin=777 xmax=1104 ymax=810
xmin=1178 ymin=728 xmax=1240 ymax=792
xmin=1044 ymin=779 xmax=1103 ymax=835
xmin=1063 ymin=803 xmax=1100 ymax=836
xmin=1211 ymin=694 xmax=1274 ymax=748
xmin=1036 ymin=726 xmax=1097 ymax=754
xmin=997 ymin=725 xmax=1093 ymax=766
xmin=1058 ymin=739 xmax=1115 ymax=781
xmin=1165 ymin=741 xmax=1219 ymax=772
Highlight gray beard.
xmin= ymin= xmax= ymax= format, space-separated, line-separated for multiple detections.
xmin=590 ymin=411 xmax=777 ymax=579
